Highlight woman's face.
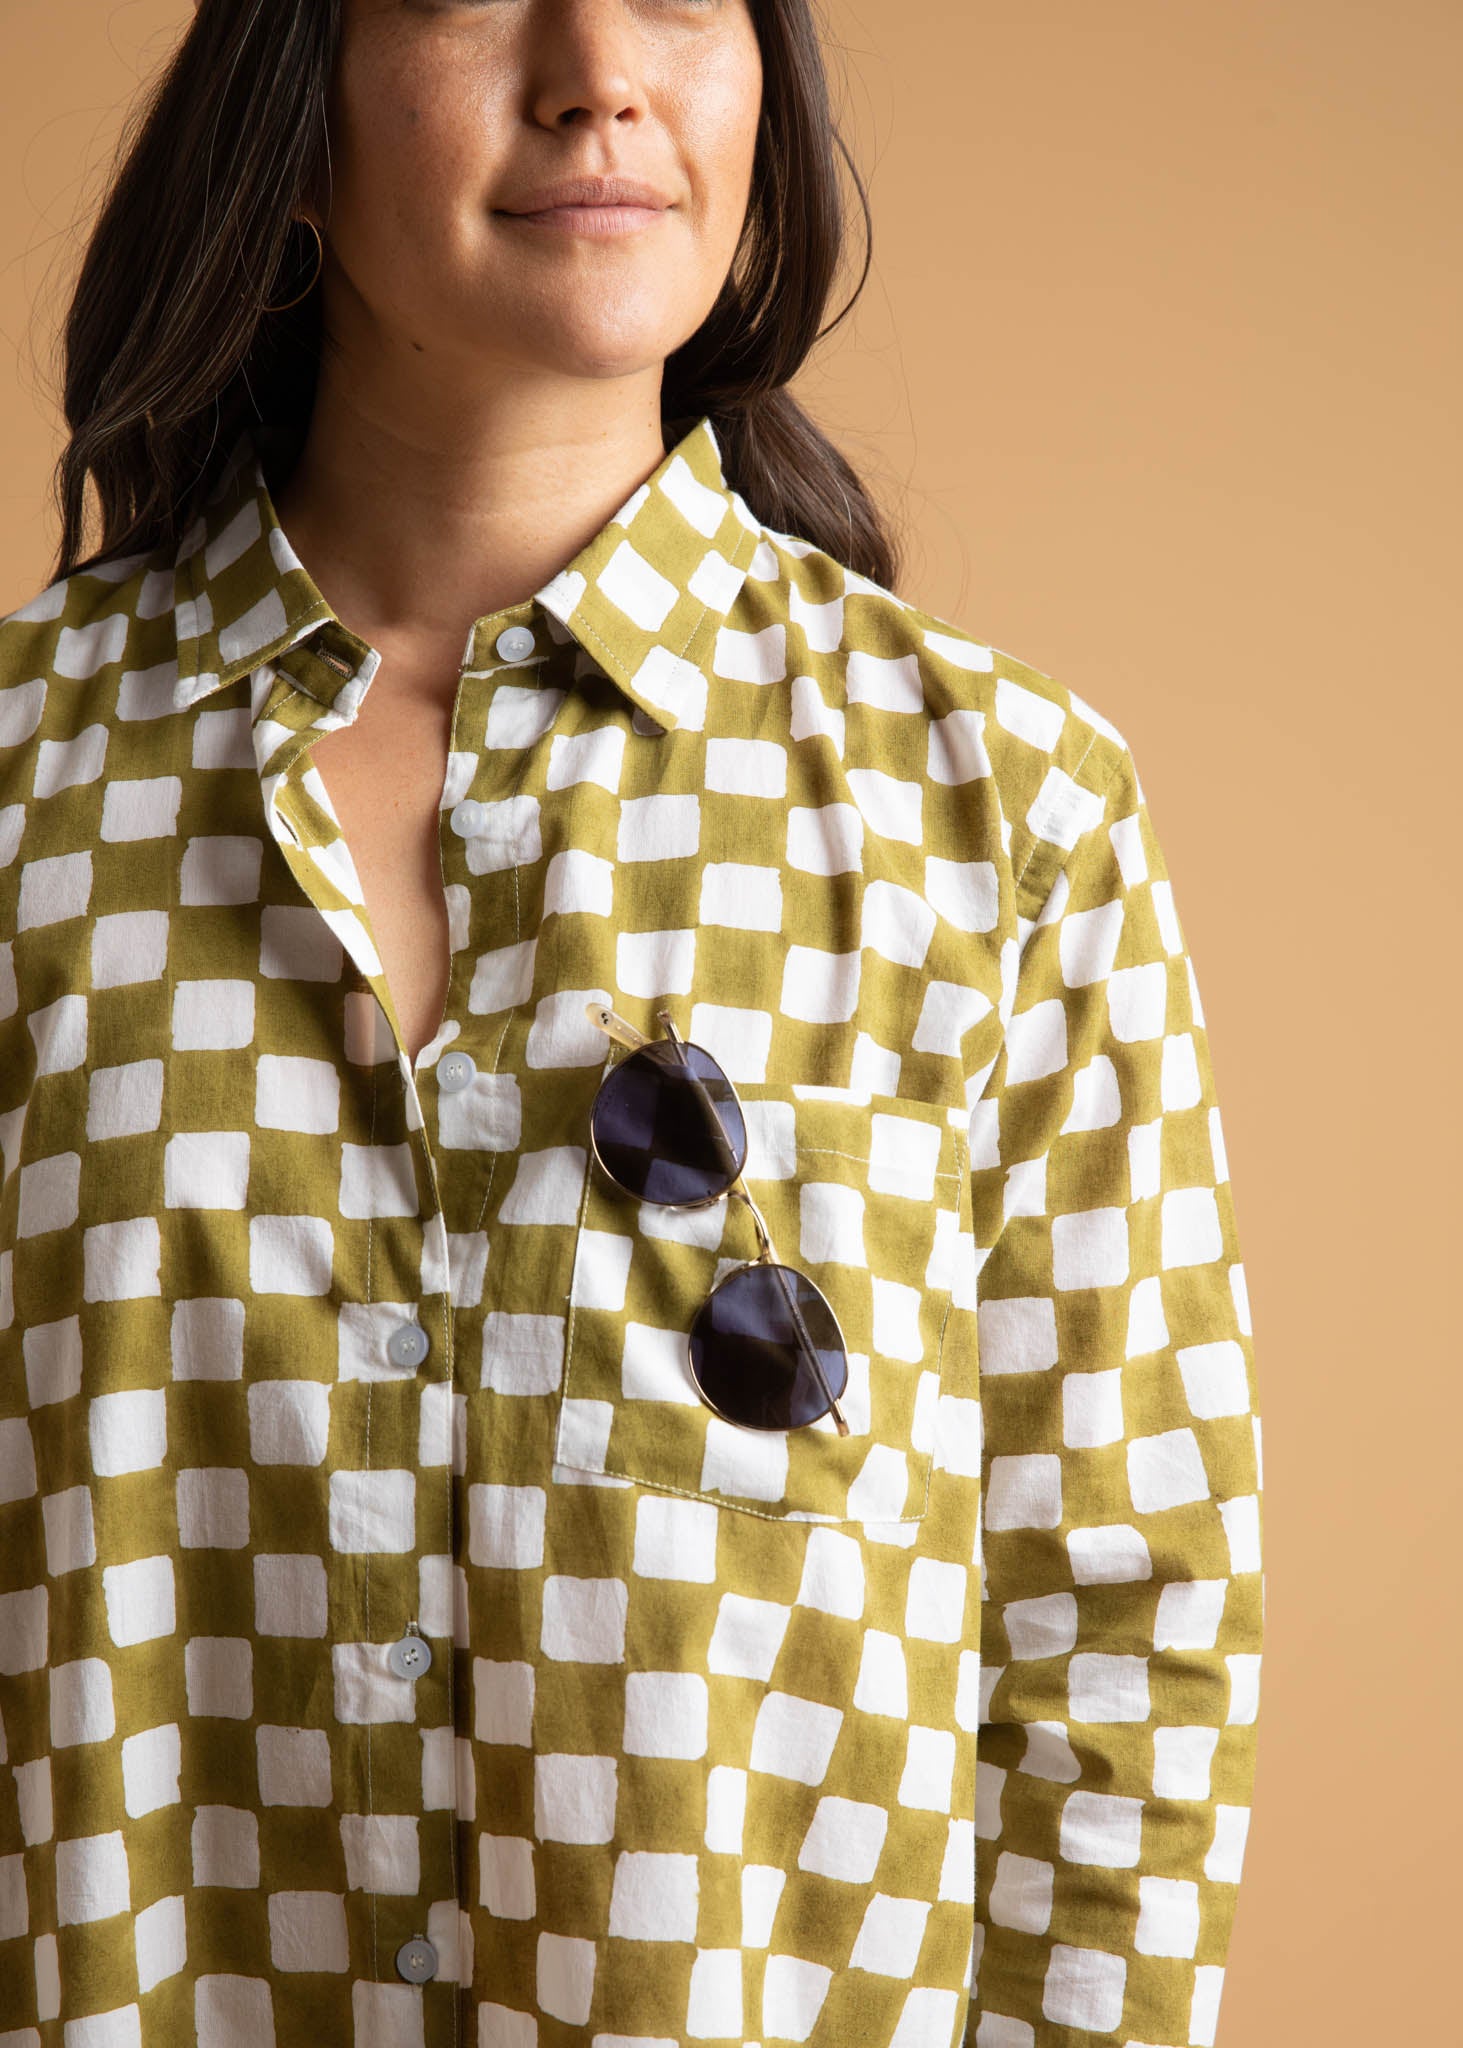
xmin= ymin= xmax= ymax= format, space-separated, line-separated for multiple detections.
xmin=313 ymin=0 xmax=763 ymax=394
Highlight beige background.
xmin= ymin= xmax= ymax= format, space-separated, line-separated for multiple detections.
xmin=3 ymin=3 xmax=1458 ymax=2040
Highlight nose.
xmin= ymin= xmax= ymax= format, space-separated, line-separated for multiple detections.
xmin=525 ymin=4 xmax=652 ymax=139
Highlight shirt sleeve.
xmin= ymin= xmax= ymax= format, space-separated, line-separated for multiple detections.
xmin=965 ymin=735 xmax=1264 ymax=2045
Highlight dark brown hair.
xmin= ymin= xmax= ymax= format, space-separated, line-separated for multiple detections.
xmin=47 ymin=0 xmax=906 ymax=592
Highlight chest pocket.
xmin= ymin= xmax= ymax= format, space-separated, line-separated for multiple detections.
xmin=552 ymin=1081 xmax=969 ymax=1523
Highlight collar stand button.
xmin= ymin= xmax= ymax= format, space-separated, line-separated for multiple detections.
xmin=494 ymin=625 xmax=535 ymax=663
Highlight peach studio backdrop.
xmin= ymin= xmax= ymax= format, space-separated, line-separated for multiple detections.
xmin=2 ymin=4 xmax=1458 ymax=2042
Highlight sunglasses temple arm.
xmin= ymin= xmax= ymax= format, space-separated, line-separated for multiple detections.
xmin=733 ymin=1188 xmax=850 ymax=1436
xmin=766 ymin=1243 xmax=851 ymax=1439
xmin=661 ymin=1034 xmax=744 ymax=1191
xmin=686 ymin=1074 xmax=743 ymax=1186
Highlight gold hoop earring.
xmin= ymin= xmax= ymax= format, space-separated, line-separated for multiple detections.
xmin=262 ymin=215 xmax=324 ymax=313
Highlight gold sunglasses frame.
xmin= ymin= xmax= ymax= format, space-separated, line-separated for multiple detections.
xmin=585 ymin=1001 xmax=851 ymax=1437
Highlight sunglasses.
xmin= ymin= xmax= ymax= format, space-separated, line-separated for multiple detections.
xmin=585 ymin=1002 xmax=851 ymax=1437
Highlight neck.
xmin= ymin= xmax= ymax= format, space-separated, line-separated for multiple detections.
xmin=269 ymin=366 xmax=671 ymax=673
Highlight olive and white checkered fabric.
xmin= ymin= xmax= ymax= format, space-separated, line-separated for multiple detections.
xmin=0 ymin=410 xmax=1262 ymax=2045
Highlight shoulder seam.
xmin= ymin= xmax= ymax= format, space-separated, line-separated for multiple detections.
xmin=1013 ymin=734 xmax=1130 ymax=926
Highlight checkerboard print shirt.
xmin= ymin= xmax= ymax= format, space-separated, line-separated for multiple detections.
xmin=0 ymin=412 xmax=1263 ymax=2047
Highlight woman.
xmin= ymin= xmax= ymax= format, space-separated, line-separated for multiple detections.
xmin=0 ymin=2 xmax=1263 ymax=2043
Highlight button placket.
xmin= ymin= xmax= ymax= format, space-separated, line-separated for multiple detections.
xmin=402 ymin=654 xmax=526 ymax=2010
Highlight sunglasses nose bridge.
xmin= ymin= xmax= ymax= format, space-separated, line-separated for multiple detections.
xmin=727 ymin=1185 xmax=777 ymax=1265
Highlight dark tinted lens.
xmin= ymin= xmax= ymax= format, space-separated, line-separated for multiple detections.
xmin=688 ymin=1263 xmax=849 ymax=1431
xmin=590 ymin=1039 xmax=746 ymax=1206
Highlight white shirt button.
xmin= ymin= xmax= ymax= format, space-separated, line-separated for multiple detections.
xmin=451 ymin=798 xmax=485 ymax=837
xmin=495 ymin=625 xmax=535 ymax=662
xmin=437 ymin=1050 xmax=477 ymax=1094
xmin=395 ymin=1934 xmax=438 ymax=1982
xmin=387 ymin=1631 xmax=433 ymax=1680
xmin=387 ymin=1322 xmax=430 ymax=1369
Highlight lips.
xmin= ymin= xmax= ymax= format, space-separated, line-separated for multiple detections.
xmin=498 ymin=201 xmax=668 ymax=237
xmin=497 ymin=177 xmax=672 ymax=214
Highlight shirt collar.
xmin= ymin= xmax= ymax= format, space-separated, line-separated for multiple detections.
xmin=169 ymin=410 xmax=766 ymax=734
